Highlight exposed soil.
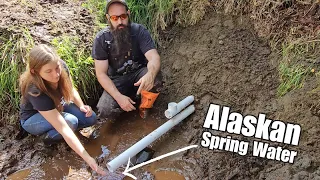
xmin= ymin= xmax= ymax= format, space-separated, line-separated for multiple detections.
xmin=0 ymin=0 xmax=94 ymax=45
xmin=1 ymin=1 xmax=320 ymax=180
xmin=158 ymin=11 xmax=320 ymax=179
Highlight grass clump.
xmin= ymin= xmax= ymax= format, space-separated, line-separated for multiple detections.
xmin=51 ymin=36 xmax=100 ymax=103
xmin=0 ymin=29 xmax=34 ymax=125
xmin=277 ymin=62 xmax=310 ymax=97
xmin=275 ymin=37 xmax=320 ymax=96
xmin=82 ymin=0 xmax=107 ymax=25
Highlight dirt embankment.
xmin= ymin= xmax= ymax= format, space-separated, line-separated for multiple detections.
xmin=1 ymin=1 xmax=320 ymax=179
xmin=158 ymin=11 xmax=320 ymax=179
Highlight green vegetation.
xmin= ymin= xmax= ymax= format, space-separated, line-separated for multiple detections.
xmin=0 ymin=29 xmax=34 ymax=125
xmin=274 ymin=37 xmax=319 ymax=96
xmin=82 ymin=0 xmax=107 ymax=31
xmin=277 ymin=62 xmax=310 ymax=97
xmin=127 ymin=0 xmax=176 ymax=41
xmin=51 ymin=36 xmax=100 ymax=102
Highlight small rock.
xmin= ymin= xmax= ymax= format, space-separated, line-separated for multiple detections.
xmin=218 ymin=40 xmax=224 ymax=45
xmin=223 ymin=19 xmax=234 ymax=29
xmin=218 ymin=35 xmax=226 ymax=40
xmin=292 ymin=171 xmax=310 ymax=180
xmin=141 ymin=171 xmax=154 ymax=180
xmin=293 ymin=155 xmax=312 ymax=170
xmin=250 ymin=167 xmax=260 ymax=174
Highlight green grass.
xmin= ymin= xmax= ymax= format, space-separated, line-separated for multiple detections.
xmin=277 ymin=62 xmax=311 ymax=96
xmin=51 ymin=36 xmax=100 ymax=103
xmin=127 ymin=0 xmax=176 ymax=41
xmin=276 ymin=37 xmax=320 ymax=96
xmin=0 ymin=29 xmax=34 ymax=125
xmin=82 ymin=0 xmax=107 ymax=25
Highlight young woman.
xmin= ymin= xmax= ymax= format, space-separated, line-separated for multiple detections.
xmin=19 ymin=44 xmax=106 ymax=175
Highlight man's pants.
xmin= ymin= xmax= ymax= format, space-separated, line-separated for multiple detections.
xmin=97 ymin=67 xmax=162 ymax=119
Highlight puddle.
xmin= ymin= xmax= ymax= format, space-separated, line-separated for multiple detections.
xmin=154 ymin=170 xmax=185 ymax=180
xmin=6 ymin=169 xmax=31 ymax=180
xmin=7 ymin=111 xmax=187 ymax=179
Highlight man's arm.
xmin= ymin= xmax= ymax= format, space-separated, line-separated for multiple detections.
xmin=95 ymin=60 xmax=136 ymax=111
xmin=145 ymin=49 xmax=161 ymax=79
xmin=95 ymin=60 xmax=121 ymax=99
xmin=134 ymin=49 xmax=161 ymax=95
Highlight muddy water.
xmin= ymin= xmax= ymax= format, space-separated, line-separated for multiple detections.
xmin=7 ymin=112 xmax=186 ymax=179
xmin=154 ymin=171 xmax=185 ymax=180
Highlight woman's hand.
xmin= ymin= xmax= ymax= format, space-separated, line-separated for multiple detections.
xmin=79 ymin=105 xmax=93 ymax=117
xmin=86 ymin=156 xmax=107 ymax=176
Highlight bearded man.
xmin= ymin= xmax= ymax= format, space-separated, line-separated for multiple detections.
xmin=92 ymin=0 xmax=162 ymax=119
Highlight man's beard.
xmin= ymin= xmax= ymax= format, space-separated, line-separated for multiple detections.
xmin=111 ymin=22 xmax=131 ymax=56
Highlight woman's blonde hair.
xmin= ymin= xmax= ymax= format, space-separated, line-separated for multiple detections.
xmin=19 ymin=44 xmax=73 ymax=111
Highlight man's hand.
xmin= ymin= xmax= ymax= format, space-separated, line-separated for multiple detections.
xmin=134 ymin=72 xmax=155 ymax=95
xmin=115 ymin=94 xmax=136 ymax=112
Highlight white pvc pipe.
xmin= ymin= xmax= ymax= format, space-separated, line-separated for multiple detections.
xmin=165 ymin=95 xmax=194 ymax=119
xmin=107 ymin=105 xmax=195 ymax=172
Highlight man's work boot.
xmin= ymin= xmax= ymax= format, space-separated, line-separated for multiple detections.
xmin=139 ymin=90 xmax=159 ymax=119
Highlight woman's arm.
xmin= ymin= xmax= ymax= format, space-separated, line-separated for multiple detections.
xmin=72 ymin=87 xmax=85 ymax=107
xmin=39 ymin=109 xmax=106 ymax=175
xmin=71 ymin=88 xmax=92 ymax=117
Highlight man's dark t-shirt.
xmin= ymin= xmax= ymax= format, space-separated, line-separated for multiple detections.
xmin=91 ymin=23 xmax=155 ymax=76
xmin=19 ymin=60 xmax=70 ymax=121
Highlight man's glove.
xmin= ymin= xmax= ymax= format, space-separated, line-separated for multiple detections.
xmin=139 ymin=90 xmax=159 ymax=119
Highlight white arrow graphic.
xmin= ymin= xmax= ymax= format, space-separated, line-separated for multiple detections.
xmin=122 ymin=145 xmax=198 ymax=179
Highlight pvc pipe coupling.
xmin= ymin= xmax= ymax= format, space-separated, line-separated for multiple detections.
xmin=165 ymin=95 xmax=195 ymax=119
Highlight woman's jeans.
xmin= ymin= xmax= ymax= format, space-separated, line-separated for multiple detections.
xmin=20 ymin=103 xmax=97 ymax=141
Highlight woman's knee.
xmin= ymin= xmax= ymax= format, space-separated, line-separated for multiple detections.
xmin=64 ymin=113 xmax=79 ymax=131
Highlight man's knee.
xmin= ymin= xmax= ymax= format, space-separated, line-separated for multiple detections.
xmin=97 ymin=91 xmax=121 ymax=119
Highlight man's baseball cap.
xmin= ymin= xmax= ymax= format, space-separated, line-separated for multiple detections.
xmin=106 ymin=0 xmax=128 ymax=14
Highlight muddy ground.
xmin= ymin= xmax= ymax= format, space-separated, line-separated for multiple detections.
xmin=1 ymin=0 xmax=320 ymax=179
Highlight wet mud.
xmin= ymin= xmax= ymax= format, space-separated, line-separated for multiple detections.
xmin=5 ymin=112 xmax=190 ymax=179
xmin=0 ymin=0 xmax=94 ymax=44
